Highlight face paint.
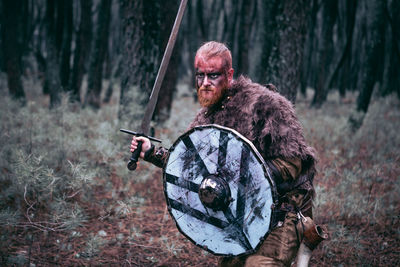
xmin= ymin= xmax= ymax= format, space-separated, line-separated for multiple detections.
xmin=194 ymin=56 xmax=231 ymax=107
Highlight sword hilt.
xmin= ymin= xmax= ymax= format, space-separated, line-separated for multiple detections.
xmin=121 ymin=129 xmax=162 ymax=171
xmin=127 ymin=140 xmax=142 ymax=171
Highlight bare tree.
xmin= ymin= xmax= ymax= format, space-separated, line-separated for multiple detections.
xmin=154 ymin=0 xmax=181 ymax=123
xmin=300 ymin=0 xmax=319 ymax=97
xmin=322 ymin=0 xmax=357 ymax=100
xmin=44 ymin=0 xmax=62 ymax=108
xmin=349 ymin=0 xmax=386 ymax=130
xmin=103 ymin=1 xmax=122 ymax=104
xmin=311 ymin=0 xmax=338 ymax=108
xmin=118 ymin=0 xmax=162 ymax=127
xmin=236 ymin=0 xmax=255 ymax=75
xmin=59 ymin=0 xmax=73 ymax=89
xmin=69 ymin=0 xmax=93 ymax=102
xmin=1 ymin=0 xmax=26 ymax=102
xmin=335 ymin=0 xmax=358 ymax=98
xmin=381 ymin=0 xmax=400 ymax=97
xmin=258 ymin=0 xmax=310 ymax=103
xmin=85 ymin=0 xmax=112 ymax=109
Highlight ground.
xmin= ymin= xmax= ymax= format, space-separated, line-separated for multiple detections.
xmin=1 ymin=80 xmax=399 ymax=266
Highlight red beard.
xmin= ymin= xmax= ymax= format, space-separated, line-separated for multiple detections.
xmin=197 ymin=86 xmax=226 ymax=107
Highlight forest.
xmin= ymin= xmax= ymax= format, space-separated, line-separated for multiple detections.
xmin=0 ymin=0 xmax=399 ymax=266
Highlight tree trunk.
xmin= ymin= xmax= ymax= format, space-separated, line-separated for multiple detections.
xmin=349 ymin=0 xmax=386 ymax=130
xmin=69 ymin=0 xmax=92 ymax=102
xmin=59 ymin=0 xmax=73 ymax=88
xmin=118 ymin=0 xmax=162 ymax=128
xmin=311 ymin=0 xmax=337 ymax=108
xmin=103 ymin=55 xmax=121 ymax=104
xmin=323 ymin=0 xmax=357 ymax=99
xmin=380 ymin=24 xmax=398 ymax=97
xmin=300 ymin=0 xmax=319 ymax=97
xmin=85 ymin=0 xmax=112 ymax=109
xmin=153 ymin=0 xmax=181 ymax=123
xmin=336 ymin=0 xmax=357 ymax=97
xmin=196 ymin=0 xmax=208 ymax=40
xmin=382 ymin=0 xmax=400 ymax=98
xmin=355 ymin=0 xmax=386 ymax=113
xmin=349 ymin=0 xmax=367 ymax=94
xmin=236 ymin=0 xmax=253 ymax=75
xmin=44 ymin=0 xmax=62 ymax=108
xmin=256 ymin=0 xmax=279 ymax=85
xmin=259 ymin=0 xmax=309 ymax=103
xmin=1 ymin=0 xmax=26 ymax=102
xmin=222 ymin=0 xmax=240 ymax=70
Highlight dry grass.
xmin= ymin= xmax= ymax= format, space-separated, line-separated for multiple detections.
xmin=0 ymin=79 xmax=399 ymax=266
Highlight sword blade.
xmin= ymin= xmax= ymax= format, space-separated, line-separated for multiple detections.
xmin=140 ymin=0 xmax=188 ymax=135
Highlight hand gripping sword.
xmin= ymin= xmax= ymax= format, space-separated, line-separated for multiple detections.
xmin=120 ymin=0 xmax=187 ymax=171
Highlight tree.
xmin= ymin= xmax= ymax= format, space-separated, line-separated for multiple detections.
xmin=300 ymin=0 xmax=319 ymax=97
xmin=103 ymin=1 xmax=122 ymax=104
xmin=236 ymin=0 xmax=255 ymax=76
xmin=221 ymin=0 xmax=240 ymax=69
xmin=1 ymin=0 xmax=26 ymax=102
xmin=69 ymin=0 xmax=93 ymax=102
xmin=154 ymin=0 xmax=181 ymax=123
xmin=311 ymin=0 xmax=338 ymax=108
xmin=258 ymin=0 xmax=309 ymax=103
xmin=119 ymin=0 xmax=162 ymax=127
xmin=335 ymin=0 xmax=357 ymax=98
xmin=85 ymin=0 xmax=112 ymax=109
xmin=349 ymin=0 xmax=386 ymax=130
xmin=44 ymin=0 xmax=62 ymax=107
xmin=318 ymin=0 xmax=357 ymax=101
xmin=59 ymin=0 xmax=73 ymax=89
xmin=381 ymin=0 xmax=400 ymax=97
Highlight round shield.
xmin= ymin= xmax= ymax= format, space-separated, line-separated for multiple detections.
xmin=163 ymin=124 xmax=277 ymax=256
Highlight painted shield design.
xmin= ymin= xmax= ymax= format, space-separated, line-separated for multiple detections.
xmin=163 ymin=124 xmax=277 ymax=256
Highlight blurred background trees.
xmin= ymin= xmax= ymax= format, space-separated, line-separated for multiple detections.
xmin=0 ymin=0 xmax=399 ymax=127
xmin=0 ymin=1 xmax=399 ymax=265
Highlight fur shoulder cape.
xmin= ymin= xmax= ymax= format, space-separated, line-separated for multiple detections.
xmin=189 ymin=76 xmax=317 ymax=176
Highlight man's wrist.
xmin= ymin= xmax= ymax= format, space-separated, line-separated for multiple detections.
xmin=143 ymin=144 xmax=155 ymax=160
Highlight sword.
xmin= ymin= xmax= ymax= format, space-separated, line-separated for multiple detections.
xmin=121 ymin=0 xmax=187 ymax=171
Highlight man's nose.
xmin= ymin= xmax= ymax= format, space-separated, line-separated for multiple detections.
xmin=203 ymin=75 xmax=211 ymax=86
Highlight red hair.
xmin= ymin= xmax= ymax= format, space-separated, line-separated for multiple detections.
xmin=195 ymin=41 xmax=232 ymax=71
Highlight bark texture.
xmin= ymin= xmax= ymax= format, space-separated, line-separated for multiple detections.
xmin=85 ymin=0 xmax=112 ymax=109
xmin=1 ymin=0 xmax=26 ymax=101
xmin=69 ymin=0 xmax=93 ymax=102
xmin=44 ymin=0 xmax=62 ymax=108
xmin=355 ymin=0 xmax=386 ymax=113
xmin=258 ymin=0 xmax=309 ymax=103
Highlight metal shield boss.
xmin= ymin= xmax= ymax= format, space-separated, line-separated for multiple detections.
xmin=163 ymin=124 xmax=277 ymax=256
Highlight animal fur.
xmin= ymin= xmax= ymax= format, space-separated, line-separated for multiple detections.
xmin=189 ymin=75 xmax=317 ymax=179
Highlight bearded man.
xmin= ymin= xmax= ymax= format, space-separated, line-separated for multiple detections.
xmin=130 ymin=41 xmax=317 ymax=267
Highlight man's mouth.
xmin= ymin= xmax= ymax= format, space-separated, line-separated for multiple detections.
xmin=199 ymin=87 xmax=214 ymax=93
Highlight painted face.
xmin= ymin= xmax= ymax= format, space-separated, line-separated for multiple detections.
xmin=194 ymin=56 xmax=233 ymax=107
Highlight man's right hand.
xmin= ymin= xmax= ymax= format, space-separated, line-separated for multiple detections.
xmin=130 ymin=136 xmax=152 ymax=159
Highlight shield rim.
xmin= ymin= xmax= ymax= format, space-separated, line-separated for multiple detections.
xmin=163 ymin=124 xmax=279 ymax=257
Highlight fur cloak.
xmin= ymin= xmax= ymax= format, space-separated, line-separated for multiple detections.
xmin=189 ymin=76 xmax=317 ymax=181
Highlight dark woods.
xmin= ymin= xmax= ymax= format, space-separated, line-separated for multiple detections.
xmin=0 ymin=0 xmax=399 ymax=128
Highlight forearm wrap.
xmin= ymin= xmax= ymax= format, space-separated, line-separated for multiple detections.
xmin=143 ymin=144 xmax=169 ymax=168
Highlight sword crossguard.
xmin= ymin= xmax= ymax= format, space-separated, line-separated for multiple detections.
xmin=120 ymin=129 xmax=162 ymax=143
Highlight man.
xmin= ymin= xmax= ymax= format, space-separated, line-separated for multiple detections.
xmin=130 ymin=41 xmax=317 ymax=266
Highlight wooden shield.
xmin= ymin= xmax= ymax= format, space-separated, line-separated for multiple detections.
xmin=163 ymin=124 xmax=277 ymax=256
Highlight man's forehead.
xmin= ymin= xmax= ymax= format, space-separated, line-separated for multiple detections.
xmin=195 ymin=55 xmax=224 ymax=71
